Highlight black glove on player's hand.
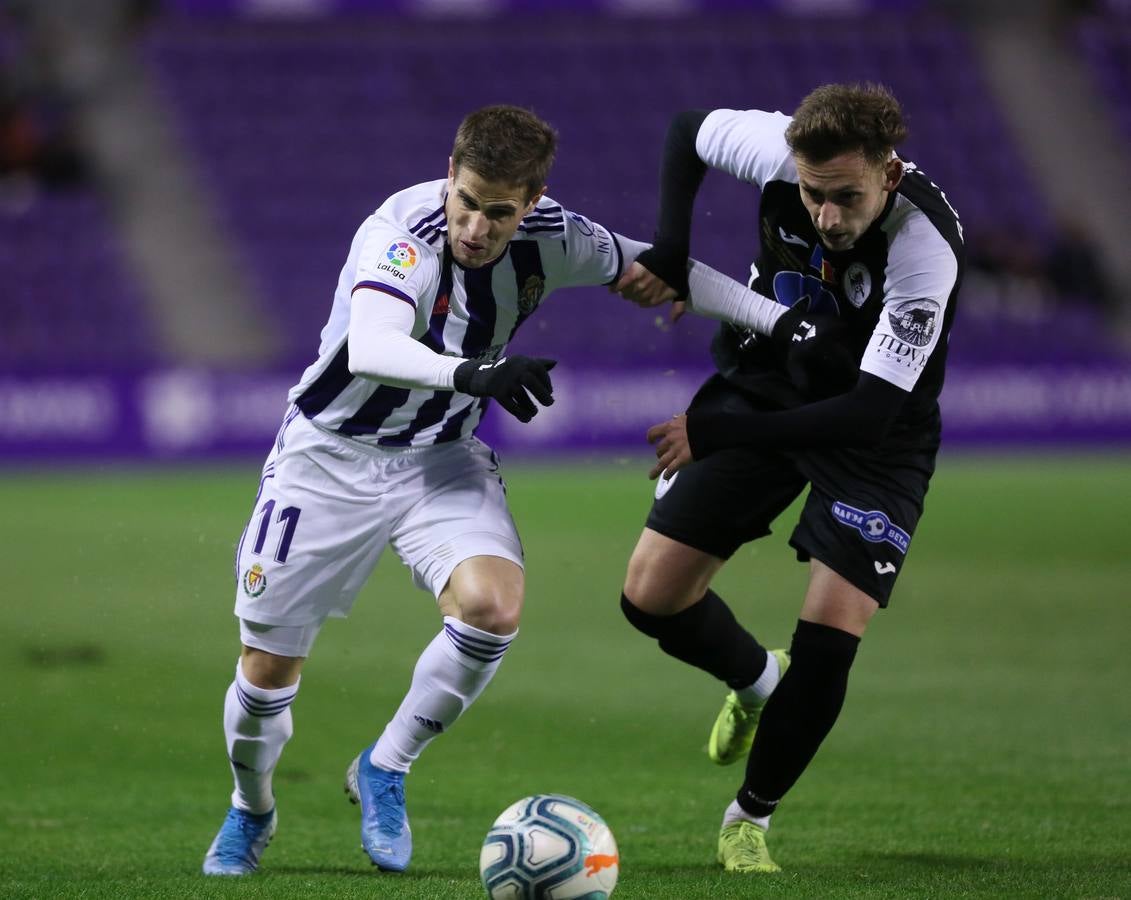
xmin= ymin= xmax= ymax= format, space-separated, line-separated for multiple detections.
xmin=770 ymin=301 xmax=834 ymax=346
xmin=453 ymin=356 xmax=558 ymax=423
xmin=770 ymin=303 xmax=858 ymax=400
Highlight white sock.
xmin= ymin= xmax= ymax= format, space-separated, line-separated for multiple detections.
xmin=224 ymin=659 xmax=299 ymax=815
xmin=734 ymin=651 xmax=780 ymax=706
xmin=370 ymin=616 xmax=516 ymax=773
xmin=722 ymin=799 xmax=771 ymax=831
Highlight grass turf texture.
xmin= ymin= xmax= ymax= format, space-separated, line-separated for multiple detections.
xmin=1 ymin=454 xmax=1128 ymax=899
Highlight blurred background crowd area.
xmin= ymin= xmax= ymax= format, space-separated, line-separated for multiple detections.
xmin=2 ymin=0 xmax=1131 ymax=457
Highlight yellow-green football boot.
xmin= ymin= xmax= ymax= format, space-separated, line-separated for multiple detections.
xmin=717 ymin=820 xmax=781 ymax=873
xmin=708 ymin=649 xmax=790 ymax=765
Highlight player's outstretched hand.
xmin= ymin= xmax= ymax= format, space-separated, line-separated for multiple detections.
xmin=453 ymin=356 xmax=557 ymax=423
xmin=615 ymin=261 xmax=677 ymax=307
xmin=646 ymin=414 xmax=692 ymax=480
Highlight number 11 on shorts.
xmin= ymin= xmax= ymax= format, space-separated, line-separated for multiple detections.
xmin=251 ymin=499 xmax=302 ymax=564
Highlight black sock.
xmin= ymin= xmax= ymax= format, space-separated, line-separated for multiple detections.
xmin=621 ymin=590 xmax=767 ymax=688
xmin=737 ymin=619 xmax=860 ymax=818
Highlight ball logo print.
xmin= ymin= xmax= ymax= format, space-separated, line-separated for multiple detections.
xmin=480 ymin=794 xmax=619 ymax=898
xmin=385 ymin=241 xmax=418 ymax=269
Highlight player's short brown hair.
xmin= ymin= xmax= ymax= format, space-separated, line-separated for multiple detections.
xmin=451 ymin=105 xmax=558 ymax=202
xmin=785 ymin=83 xmax=908 ymax=167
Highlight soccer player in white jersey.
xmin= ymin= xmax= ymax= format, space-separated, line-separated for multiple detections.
xmin=200 ymin=102 xmax=833 ymax=878
xmin=199 ymin=105 xmax=630 ymax=876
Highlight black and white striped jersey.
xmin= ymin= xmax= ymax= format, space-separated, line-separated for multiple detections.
xmin=287 ymin=179 xmax=623 ymax=446
xmin=695 ymin=109 xmax=964 ymax=425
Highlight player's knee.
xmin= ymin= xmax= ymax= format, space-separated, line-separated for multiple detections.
xmin=623 ymin=557 xmax=699 ymax=616
xmin=452 ymin=588 xmax=523 ymax=635
xmin=620 ymin=591 xmax=668 ymax=638
xmin=240 ymin=646 xmax=303 ymax=689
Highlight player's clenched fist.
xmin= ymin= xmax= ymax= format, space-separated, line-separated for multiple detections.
xmin=454 ymin=356 xmax=558 ymax=423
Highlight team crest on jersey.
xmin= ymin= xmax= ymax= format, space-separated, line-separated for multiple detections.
xmin=243 ymin=563 xmax=267 ymax=598
xmin=843 ymin=263 xmax=871 ymax=308
xmin=385 ymin=241 xmax=418 ymax=269
xmin=888 ymin=298 xmax=939 ymax=347
xmin=518 ymin=275 xmax=545 ymax=314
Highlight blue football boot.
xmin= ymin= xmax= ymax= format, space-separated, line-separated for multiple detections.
xmin=344 ymin=743 xmax=412 ymax=872
xmin=202 ymin=806 xmax=277 ymax=875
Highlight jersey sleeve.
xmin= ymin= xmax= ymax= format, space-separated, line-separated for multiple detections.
xmin=555 ymin=209 xmax=623 ymax=287
xmin=695 ymin=109 xmax=796 ymax=189
xmin=859 ymin=215 xmax=958 ymax=391
xmin=352 ymin=221 xmax=438 ymax=309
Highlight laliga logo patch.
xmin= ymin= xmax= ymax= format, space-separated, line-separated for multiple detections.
xmin=888 ymin=298 xmax=939 ymax=347
xmin=385 ymin=241 xmax=418 ymax=269
xmin=830 ymin=500 xmax=910 ymax=554
xmin=518 ymin=275 xmax=545 ymax=314
xmin=843 ymin=262 xmax=871 ymax=308
xmin=243 ymin=563 xmax=267 ymax=598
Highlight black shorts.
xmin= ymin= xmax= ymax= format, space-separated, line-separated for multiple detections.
xmin=645 ymin=375 xmax=939 ymax=607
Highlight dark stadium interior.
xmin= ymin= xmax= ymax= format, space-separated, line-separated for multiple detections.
xmin=2 ymin=0 xmax=1130 ymax=455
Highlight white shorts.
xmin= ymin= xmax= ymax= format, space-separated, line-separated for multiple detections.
xmin=233 ymin=410 xmax=524 ymax=628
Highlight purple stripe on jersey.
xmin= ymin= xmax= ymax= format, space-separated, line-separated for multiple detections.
xmin=275 ymin=405 xmax=301 ymax=453
xmin=533 ymin=204 xmax=562 ymax=215
xmin=517 ymin=224 xmax=565 ymax=235
xmin=353 ymin=281 xmax=416 ymax=308
xmin=419 ymin=244 xmax=455 ymax=352
xmin=337 ymin=384 xmax=411 ymax=435
xmin=435 ymin=395 xmax=485 ymax=443
xmin=460 ymin=263 xmax=499 ymax=358
xmin=507 ymin=240 xmax=545 ymax=340
xmin=377 ymin=391 xmax=457 ymax=446
xmin=520 ymin=213 xmax=564 ymax=224
xmin=294 ymin=343 xmax=353 ymax=418
xmin=409 ymin=205 xmax=445 ymax=236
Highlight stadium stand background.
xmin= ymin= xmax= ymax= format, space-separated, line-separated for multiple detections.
xmin=2 ymin=0 xmax=1130 ymax=459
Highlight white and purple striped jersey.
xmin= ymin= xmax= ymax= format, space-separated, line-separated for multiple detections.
xmin=287 ymin=179 xmax=624 ymax=447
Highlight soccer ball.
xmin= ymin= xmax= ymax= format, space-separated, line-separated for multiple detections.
xmin=479 ymin=793 xmax=619 ymax=899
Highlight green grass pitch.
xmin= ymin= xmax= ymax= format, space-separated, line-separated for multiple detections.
xmin=1 ymin=453 xmax=1128 ymax=899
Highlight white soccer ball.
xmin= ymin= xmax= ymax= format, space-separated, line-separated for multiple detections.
xmin=479 ymin=793 xmax=619 ymax=899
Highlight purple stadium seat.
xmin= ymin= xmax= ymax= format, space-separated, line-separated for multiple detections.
xmin=142 ymin=14 xmax=1054 ymax=366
